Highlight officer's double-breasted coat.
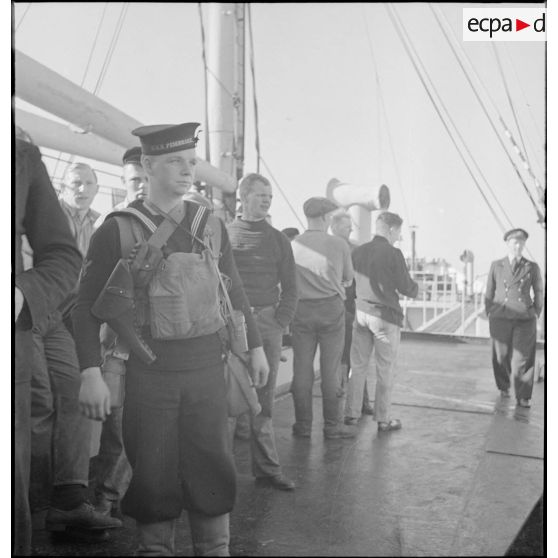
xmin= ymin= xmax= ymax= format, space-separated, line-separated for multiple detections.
xmin=484 ymin=256 xmax=543 ymax=400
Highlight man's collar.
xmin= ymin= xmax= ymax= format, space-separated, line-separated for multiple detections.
xmin=241 ymin=216 xmax=267 ymax=223
xmin=374 ymin=234 xmax=389 ymax=243
xmin=61 ymin=199 xmax=98 ymax=221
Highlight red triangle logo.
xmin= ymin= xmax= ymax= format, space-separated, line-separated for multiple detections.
xmin=516 ymin=19 xmax=530 ymax=31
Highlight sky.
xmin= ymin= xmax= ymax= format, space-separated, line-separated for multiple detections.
xmin=12 ymin=2 xmax=547 ymax=278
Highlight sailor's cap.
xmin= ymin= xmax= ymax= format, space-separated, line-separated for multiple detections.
xmin=504 ymin=228 xmax=529 ymax=241
xmin=132 ymin=123 xmax=200 ymax=155
xmin=122 ymin=146 xmax=143 ymax=165
xmin=303 ymin=196 xmax=339 ymax=218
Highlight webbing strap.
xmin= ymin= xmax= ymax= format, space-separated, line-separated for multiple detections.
xmin=115 ymin=205 xmax=182 ymax=250
xmin=115 ymin=207 xmax=157 ymax=234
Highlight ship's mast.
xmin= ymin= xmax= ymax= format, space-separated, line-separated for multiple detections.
xmin=206 ymin=3 xmax=245 ymax=222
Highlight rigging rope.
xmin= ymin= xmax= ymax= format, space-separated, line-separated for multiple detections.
xmin=94 ymin=2 xmax=129 ymax=95
xmin=247 ymin=4 xmax=262 ymax=173
xmin=430 ymin=5 xmax=544 ymax=225
xmin=260 ymin=157 xmax=305 ymax=229
xmin=246 ymin=7 xmax=301 ymax=228
xmin=61 ymin=3 xmax=129 ymax=179
xmin=80 ymin=3 xmax=109 ymax=88
xmin=16 ymin=3 xmax=32 ymax=31
xmin=362 ymin=6 xmax=411 ymax=227
xmin=492 ymin=43 xmax=534 ymax=181
xmin=502 ymin=44 xmax=545 ymax=151
xmin=54 ymin=3 xmax=110 ymax=180
xmin=386 ymin=4 xmax=509 ymax=233
xmin=501 ymin=44 xmax=545 ymax=180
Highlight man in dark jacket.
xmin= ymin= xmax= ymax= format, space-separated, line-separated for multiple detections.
xmin=228 ymin=173 xmax=298 ymax=491
xmin=345 ymin=211 xmax=420 ymax=432
xmin=14 ymin=139 xmax=83 ymax=555
xmin=485 ymin=228 xmax=543 ymax=407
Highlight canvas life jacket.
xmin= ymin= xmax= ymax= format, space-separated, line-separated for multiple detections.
xmin=110 ymin=202 xmax=225 ymax=342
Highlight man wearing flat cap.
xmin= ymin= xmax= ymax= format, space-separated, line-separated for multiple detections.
xmin=485 ymin=228 xmax=543 ymax=408
xmin=73 ymin=123 xmax=269 ymax=556
xmin=290 ymin=197 xmax=356 ymax=439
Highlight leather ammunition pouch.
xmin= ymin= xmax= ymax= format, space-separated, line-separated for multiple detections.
xmin=91 ymin=206 xmax=180 ymax=365
xmin=92 ymin=258 xmax=157 ymax=364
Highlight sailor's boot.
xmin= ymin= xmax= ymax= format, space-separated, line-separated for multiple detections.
xmin=188 ymin=511 xmax=230 ymax=556
xmin=136 ymin=519 xmax=176 ymax=556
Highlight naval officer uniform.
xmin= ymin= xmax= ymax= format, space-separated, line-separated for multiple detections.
xmin=485 ymin=228 xmax=543 ymax=406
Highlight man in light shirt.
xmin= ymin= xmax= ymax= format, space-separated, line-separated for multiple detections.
xmin=59 ymin=162 xmax=100 ymax=256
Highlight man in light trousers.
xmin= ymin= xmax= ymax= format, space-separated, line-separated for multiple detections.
xmin=345 ymin=211 xmax=420 ymax=432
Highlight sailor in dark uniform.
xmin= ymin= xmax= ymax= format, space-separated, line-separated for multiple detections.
xmin=73 ymin=123 xmax=269 ymax=556
xmin=484 ymin=228 xmax=543 ymax=407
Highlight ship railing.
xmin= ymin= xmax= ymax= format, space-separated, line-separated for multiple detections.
xmin=403 ymin=272 xmax=484 ymax=335
xmin=402 ymin=272 xmax=545 ymax=342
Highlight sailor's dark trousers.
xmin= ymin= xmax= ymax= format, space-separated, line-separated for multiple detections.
xmin=122 ymin=361 xmax=236 ymax=524
xmin=489 ymin=317 xmax=537 ymax=400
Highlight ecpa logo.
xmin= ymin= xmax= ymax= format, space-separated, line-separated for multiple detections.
xmin=463 ymin=8 xmax=546 ymax=42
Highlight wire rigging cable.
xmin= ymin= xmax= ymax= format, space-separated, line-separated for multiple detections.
xmin=94 ymin=2 xmax=129 ymax=95
xmin=386 ymin=4 xmax=509 ymax=234
xmin=430 ymin=5 xmax=544 ymax=225
xmin=502 ymin=44 xmax=545 ymax=149
xmin=53 ymin=3 xmax=110 ymax=182
xmin=492 ymin=43 xmax=544 ymax=213
xmin=16 ymin=3 xmax=32 ymax=31
xmin=502 ymin=43 xmax=544 ymax=179
xmin=362 ymin=5 xmax=411 ymax=228
xmin=80 ymin=3 xmax=110 ymax=88
xmin=247 ymin=4 xmax=261 ymax=173
xmin=492 ymin=42 xmax=543 ymax=200
xmin=58 ymin=3 xmax=129 ymax=183
xmin=492 ymin=44 xmax=531 ymax=169
xmin=260 ymin=157 xmax=305 ymax=229
xmin=245 ymin=7 xmax=302 ymax=228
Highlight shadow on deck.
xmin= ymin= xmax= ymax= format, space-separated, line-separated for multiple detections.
xmin=30 ymin=336 xmax=544 ymax=556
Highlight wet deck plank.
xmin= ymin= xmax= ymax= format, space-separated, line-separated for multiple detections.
xmin=31 ymin=337 xmax=544 ymax=556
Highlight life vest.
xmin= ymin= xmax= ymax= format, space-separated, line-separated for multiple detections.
xmin=112 ymin=203 xmax=225 ymax=341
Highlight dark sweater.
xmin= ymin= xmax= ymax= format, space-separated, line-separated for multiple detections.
xmin=227 ymin=218 xmax=298 ymax=328
xmin=73 ymin=201 xmax=262 ymax=371
xmin=352 ymin=235 xmax=418 ymax=327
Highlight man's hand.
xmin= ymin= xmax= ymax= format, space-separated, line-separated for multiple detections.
xmin=415 ymin=281 xmax=428 ymax=299
xmin=249 ymin=346 xmax=269 ymax=389
xmin=15 ymin=287 xmax=24 ymax=322
xmin=79 ymin=367 xmax=111 ymax=421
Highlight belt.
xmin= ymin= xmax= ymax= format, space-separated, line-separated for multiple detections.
xmin=300 ymin=294 xmax=340 ymax=302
